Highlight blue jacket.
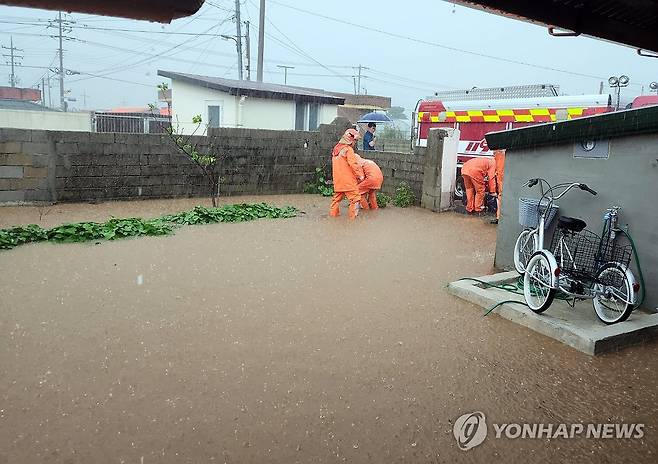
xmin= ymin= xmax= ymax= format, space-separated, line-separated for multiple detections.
xmin=363 ymin=131 xmax=375 ymax=151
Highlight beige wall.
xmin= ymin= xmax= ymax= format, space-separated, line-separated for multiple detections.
xmin=171 ymin=80 xmax=238 ymax=134
xmin=240 ymin=96 xmax=295 ymax=130
xmin=170 ymin=78 xmax=338 ymax=133
xmin=0 ymin=109 xmax=92 ymax=132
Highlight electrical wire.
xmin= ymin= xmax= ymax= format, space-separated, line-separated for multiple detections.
xmin=267 ymin=0 xmax=631 ymax=83
xmin=246 ymin=0 xmax=352 ymax=86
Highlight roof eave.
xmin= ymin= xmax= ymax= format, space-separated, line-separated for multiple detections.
xmin=486 ymin=106 xmax=658 ymax=151
xmin=158 ymin=70 xmax=345 ymax=105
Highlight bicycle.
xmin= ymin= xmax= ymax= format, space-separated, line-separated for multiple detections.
xmin=518 ymin=178 xmax=639 ymax=324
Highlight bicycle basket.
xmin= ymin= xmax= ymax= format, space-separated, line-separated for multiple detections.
xmin=518 ymin=197 xmax=559 ymax=229
xmin=550 ymin=229 xmax=633 ymax=282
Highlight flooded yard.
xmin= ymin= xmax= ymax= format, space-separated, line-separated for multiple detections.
xmin=1 ymin=195 xmax=657 ymax=463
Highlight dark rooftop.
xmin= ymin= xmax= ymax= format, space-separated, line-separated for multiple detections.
xmin=0 ymin=0 xmax=203 ymax=23
xmin=157 ymin=71 xmax=346 ymax=105
xmin=486 ymin=106 xmax=658 ymax=150
xmin=0 ymin=99 xmax=57 ymax=111
xmin=453 ymin=0 xmax=658 ymax=53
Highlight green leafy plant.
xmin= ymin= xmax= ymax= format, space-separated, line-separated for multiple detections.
xmin=47 ymin=222 xmax=103 ymax=243
xmin=304 ymin=167 xmax=334 ymax=197
xmin=0 ymin=203 xmax=298 ymax=250
xmin=163 ymin=204 xmax=298 ymax=225
xmin=0 ymin=224 xmax=48 ymax=249
xmin=100 ymin=218 xmax=173 ymax=240
xmin=393 ymin=182 xmax=415 ymax=208
xmin=376 ymin=192 xmax=392 ymax=208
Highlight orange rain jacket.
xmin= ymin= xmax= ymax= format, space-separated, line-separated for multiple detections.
xmin=493 ymin=150 xmax=505 ymax=195
xmin=461 ymin=156 xmax=496 ymax=192
xmin=331 ymin=142 xmax=364 ymax=192
xmin=358 ymin=159 xmax=383 ymax=193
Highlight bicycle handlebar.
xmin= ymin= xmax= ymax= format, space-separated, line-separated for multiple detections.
xmin=579 ymin=183 xmax=598 ymax=195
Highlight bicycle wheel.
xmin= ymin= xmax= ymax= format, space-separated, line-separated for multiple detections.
xmin=513 ymin=229 xmax=538 ymax=275
xmin=593 ymin=263 xmax=634 ymax=324
xmin=523 ymin=251 xmax=556 ymax=313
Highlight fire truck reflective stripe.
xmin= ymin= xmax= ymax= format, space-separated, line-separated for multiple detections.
xmin=419 ymin=107 xmax=591 ymax=123
xmin=515 ymin=114 xmax=534 ymax=122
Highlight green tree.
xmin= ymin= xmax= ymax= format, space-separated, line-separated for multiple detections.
xmin=387 ymin=106 xmax=407 ymax=120
xmin=150 ymin=83 xmax=223 ymax=207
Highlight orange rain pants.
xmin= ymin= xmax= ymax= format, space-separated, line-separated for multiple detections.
xmin=461 ymin=157 xmax=496 ymax=213
xmin=330 ymin=190 xmax=361 ymax=219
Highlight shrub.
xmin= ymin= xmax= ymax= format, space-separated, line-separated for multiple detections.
xmin=393 ymin=182 xmax=415 ymax=208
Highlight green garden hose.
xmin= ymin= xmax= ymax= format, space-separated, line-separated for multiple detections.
xmin=451 ymin=276 xmax=572 ymax=317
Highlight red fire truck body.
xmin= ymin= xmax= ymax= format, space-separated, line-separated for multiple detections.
xmin=414 ymin=94 xmax=612 ymax=198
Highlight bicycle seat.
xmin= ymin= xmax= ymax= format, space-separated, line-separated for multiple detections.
xmin=557 ymin=216 xmax=587 ymax=232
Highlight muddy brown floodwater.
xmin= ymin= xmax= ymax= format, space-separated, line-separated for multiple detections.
xmin=1 ymin=194 xmax=657 ymax=463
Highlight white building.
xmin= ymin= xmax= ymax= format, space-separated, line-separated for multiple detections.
xmin=158 ymin=70 xmax=345 ymax=134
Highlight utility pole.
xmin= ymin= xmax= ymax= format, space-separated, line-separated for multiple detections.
xmin=47 ymin=72 xmax=52 ymax=108
xmin=41 ymin=77 xmax=45 ymax=106
xmin=276 ymin=65 xmax=294 ymax=85
xmin=2 ymin=36 xmax=23 ymax=87
xmin=234 ymin=0 xmax=243 ymax=80
xmin=257 ymin=0 xmax=265 ymax=82
xmin=49 ymin=11 xmax=74 ymax=111
xmin=244 ymin=21 xmax=251 ymax=81
xmin=58 ymin=11 xmax=65 ymax=110
xmin=352 ymin=76 xmax=357 ymax=95
xmin=353 ymin=65 xmax=368 ymax=95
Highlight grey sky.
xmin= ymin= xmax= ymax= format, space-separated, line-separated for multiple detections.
xmin=0 ymin=0 xmax=655 ymax=113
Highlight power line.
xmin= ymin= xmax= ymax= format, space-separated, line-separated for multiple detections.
xmin=267 ymin=0 xmax=615 ymax=82
xmin=247 ymin=0 xmax=352 ymax=86
xmin=0 ymin=62 xmax=153 ymax=87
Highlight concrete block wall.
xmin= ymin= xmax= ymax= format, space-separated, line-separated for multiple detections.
xmin=0 ymin=133 xmax=53 ymax=203
xmin=364 ymin=151 xmax=424 ymax=203
xmin=0 ymin=120 xmax=429 ymax=206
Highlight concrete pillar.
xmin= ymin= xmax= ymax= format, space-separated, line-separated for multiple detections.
xmin=421 ymin=128 xmax=447 ymax=211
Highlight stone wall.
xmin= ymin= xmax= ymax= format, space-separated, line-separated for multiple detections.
xmin=0 ymin=120 xmax=426 ymax=205
xmin=364 ymin=150 xmax=424 ymax=202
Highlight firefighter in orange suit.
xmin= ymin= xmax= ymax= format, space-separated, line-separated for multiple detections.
xmin=358 ymin=158 xmax=384 ymax=209
xmin=493 ymin=149 xmax=506 ymax=223
xmin=461 ymin=156 xmax=496 ymax=214
xmin=329 ymin=128 xmax=365 ymax=219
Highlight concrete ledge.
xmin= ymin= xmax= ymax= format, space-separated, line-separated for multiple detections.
xmin=448 ymin=271 xmax=658 ymax=355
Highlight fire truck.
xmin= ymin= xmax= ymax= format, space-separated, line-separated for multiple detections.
xmin=414 ymin=85 xmax=612 ymax=199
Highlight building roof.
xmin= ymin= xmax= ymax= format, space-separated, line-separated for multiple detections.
xmin=485 ymin=106 xmax=658 ymax=151
xmin=158 ymin=70 xmax=346 ymax=105
xmin=0 ymin=0 xmax=203 ymax=23
xmin=453 ymin=1 xmax=658 ymax=53
xmin=0 ymin=99 xmax=57 ymax=111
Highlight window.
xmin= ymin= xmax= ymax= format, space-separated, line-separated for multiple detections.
xmin=295 ymin=101 xmax=306 ymax=130
xmin=208 ymin=105 xmax=221 ymax=128
xmin=295 ymin=102 xmax=321 ymax=131
xmin=308 ymin=103 xmax=319 ymax=130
